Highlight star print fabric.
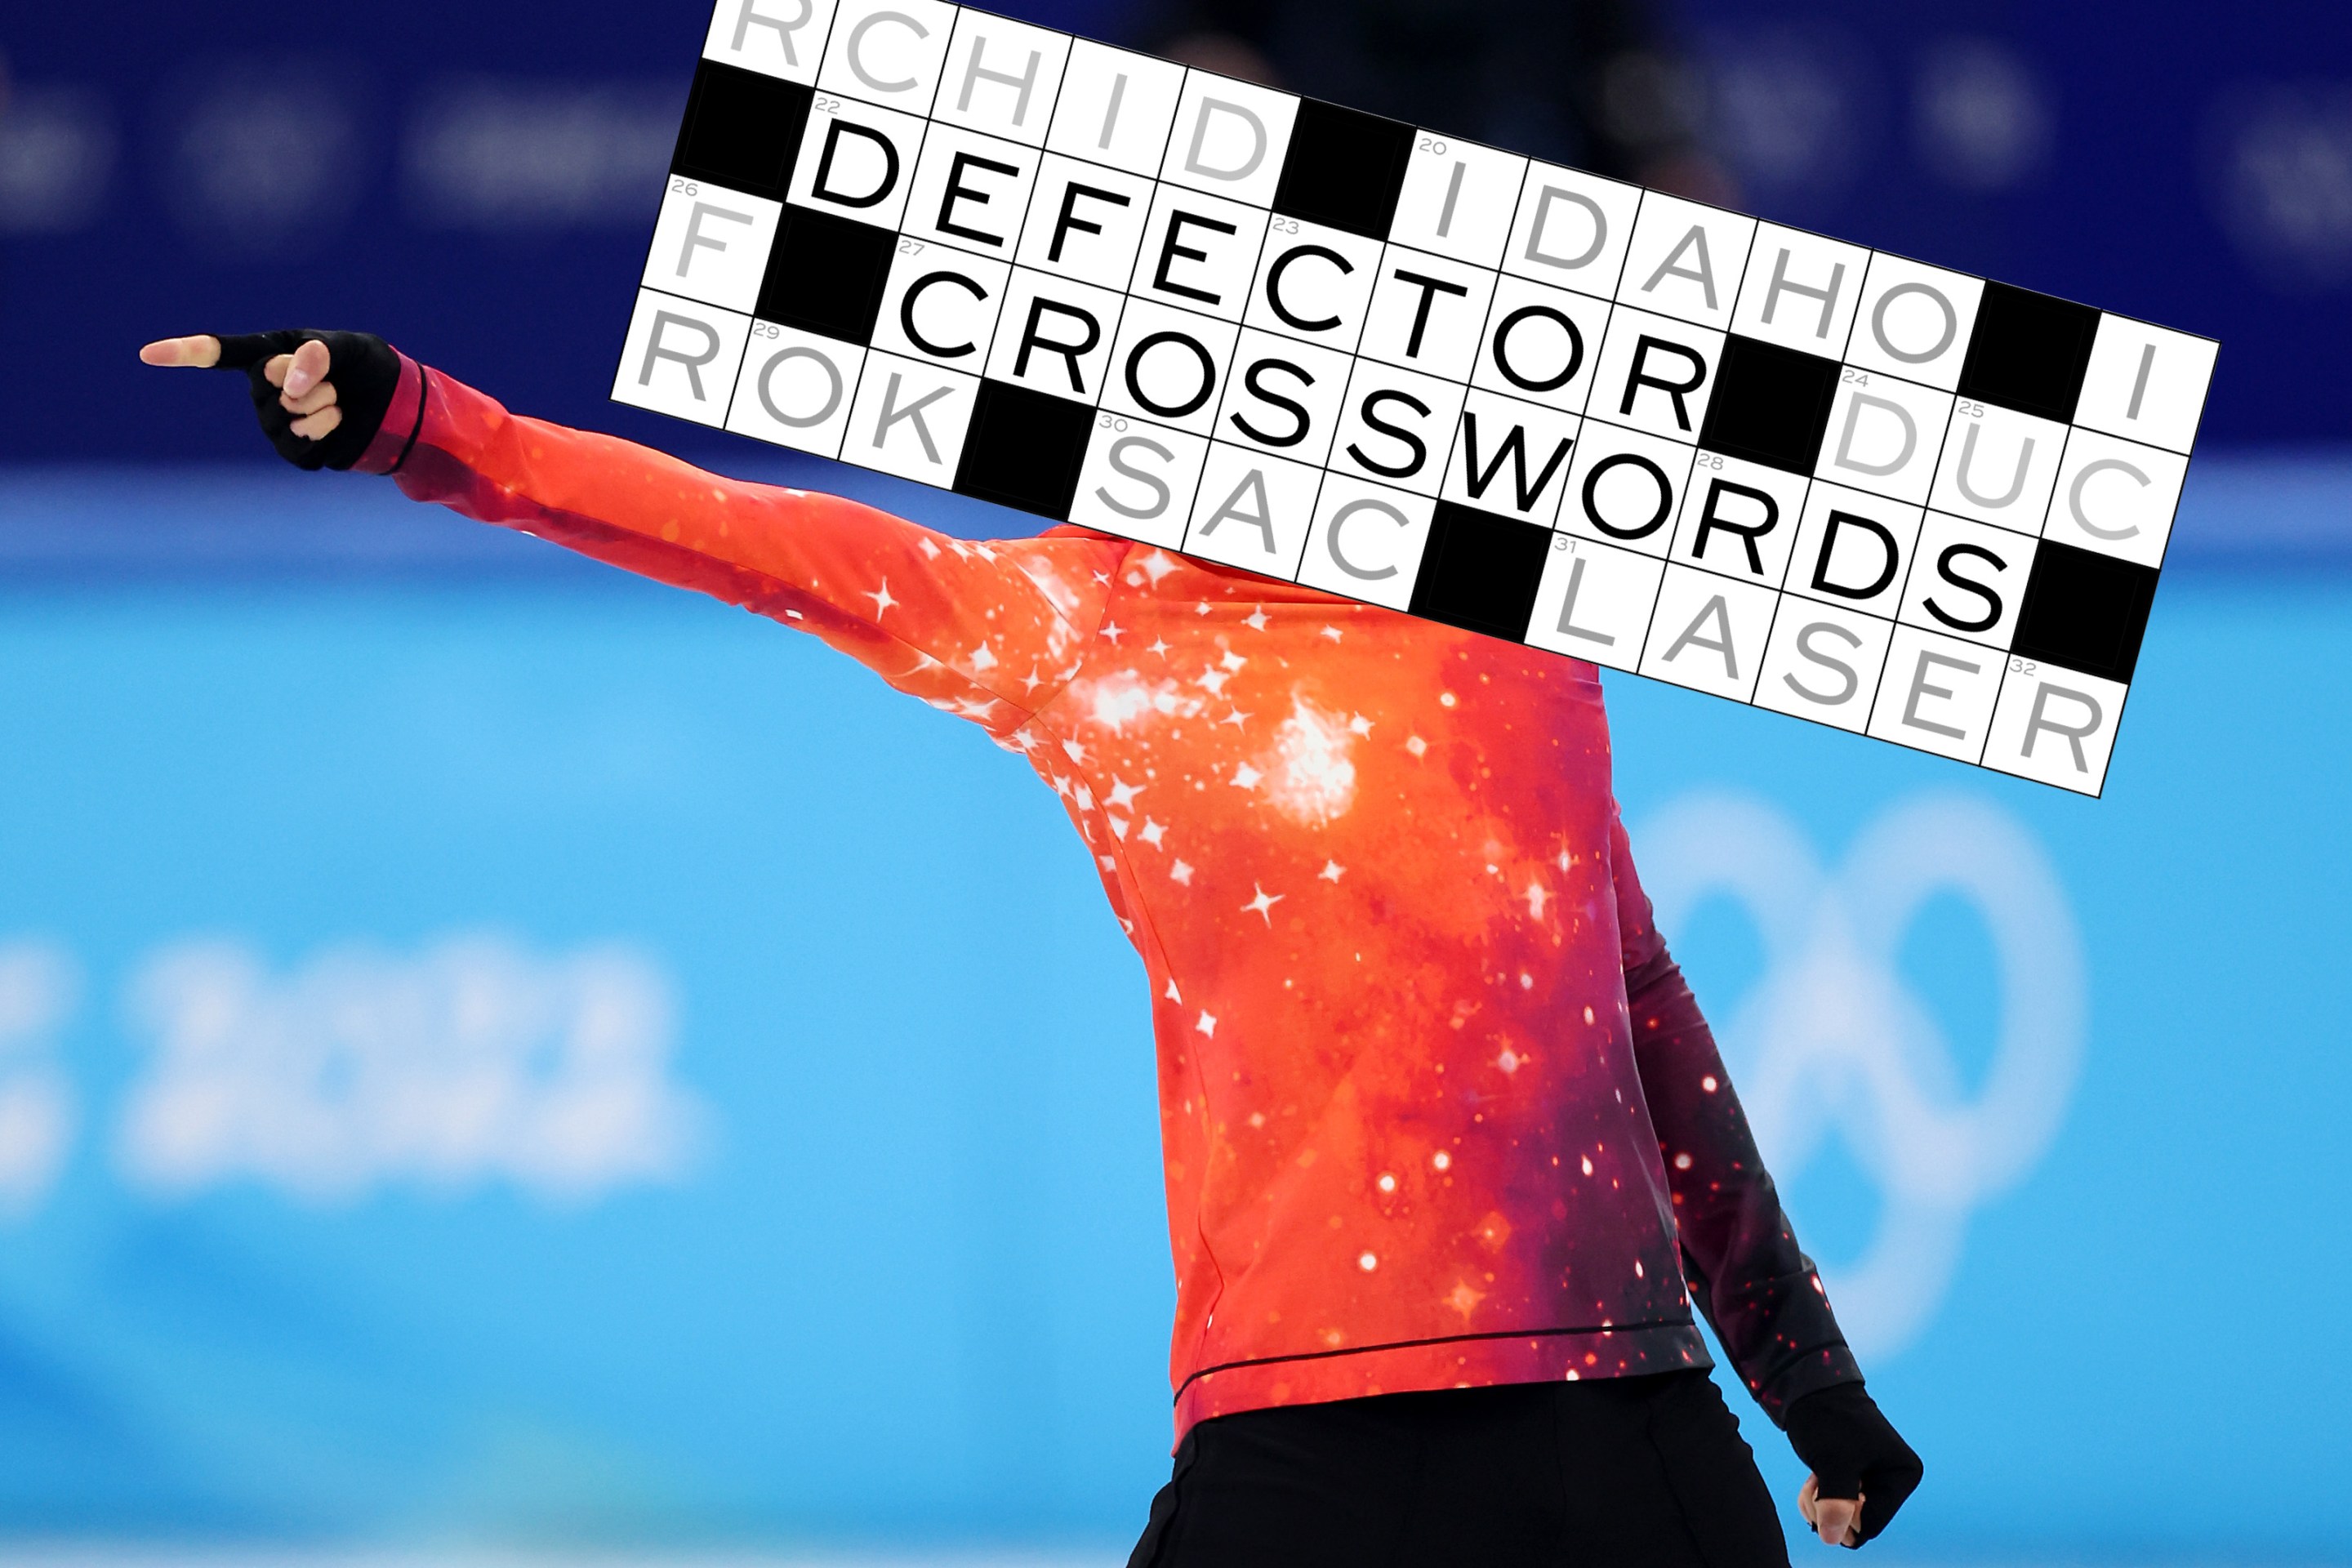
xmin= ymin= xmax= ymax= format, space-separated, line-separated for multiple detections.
xmin=376 ymin=356 xmax=1860 ymax=1442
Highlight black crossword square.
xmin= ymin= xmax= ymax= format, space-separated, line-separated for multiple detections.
xmin=952 ymin=382 xmax=1096 ymax=519
xmin=757 ymin=204 xmax=896 ymax=343
xmin=1697 ymin=336 xmax=1842 ymax=474
xmin=2009 ymin=541 xmax=2159 ymax=682
xmin=1272 ymin=99 xmax=1417 ymax=239
xmin=671 ymin=62 xmax=811 ymax=202
xmin=1957 ymin=282 xmax=2101 ymax=423
xmin=1408 ymin=503 xmax=1552 ymax=640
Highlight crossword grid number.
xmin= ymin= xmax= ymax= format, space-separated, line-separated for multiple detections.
xmin=617 ymin=0 xmax=2221 ymax=797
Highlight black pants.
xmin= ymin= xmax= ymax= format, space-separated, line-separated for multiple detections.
xmin=1129 ymin=1370 xmax=1789 ymax=1568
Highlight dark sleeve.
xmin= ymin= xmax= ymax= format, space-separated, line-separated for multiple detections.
xmin=1608 ymin=810 xmax=1864 ymax=1425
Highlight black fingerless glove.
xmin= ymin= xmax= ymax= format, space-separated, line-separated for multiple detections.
xmin=213 ymin=330 xmax=403 ymax=471
xmin=1784 ymin=1382 xmax=1923 ymax=1546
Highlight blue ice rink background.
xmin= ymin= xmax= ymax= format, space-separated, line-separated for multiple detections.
xmin=0 ymin=456 xmax=2345 ymax=1561
xmin=6 ymin=0 xmax=2352 ymax=1557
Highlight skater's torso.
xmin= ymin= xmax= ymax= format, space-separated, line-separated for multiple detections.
xmin=1002 ymin=538 xmax=1704 ymax=1433
xmin=375 ymin=362 xmax=1737 ymax=1439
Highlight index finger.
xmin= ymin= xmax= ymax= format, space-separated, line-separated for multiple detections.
xmin=140 ymin=335 xmax=223 ymax=368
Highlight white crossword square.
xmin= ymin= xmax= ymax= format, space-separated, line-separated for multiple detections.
xmin=1897 ymin=510 xmax=2037 ymax=651
xmin=704 ymin=0 xmax=840 ymax=82
xmin=1327 ymin=359 xmax=1463 ymax=497
xmin=1018 ymin=155 xmax=1157 ymax=292
xmin=2074 ymin=314 xmax=2216 ymax=455
xmin=1390 ymin=134 xmax=1526 ymax=270
xmin=1098 ymin=295 xmax=1240 ymax=436
xmin=931 ymin=9 xmax=1071 ymax=145
xmin=1362 ymin=247 xmax=1498 ymax=385
xmin=902 ymin=122 xmax=1040 ymax=255
xmin=1754 ymin=599 xmax=1895 ymax=733
xmin=1160 ymin=70 xmax=1298 ymax=210
xmin=614 ymin=289 xmax=751 ymax=426
xmin=1442 ymin=390 xmax=1580 ymax=526
xmin=789 ymin=95 xmax=929 ymax=228
xmin=1069 ymin=414 xmax=1209 ymax=549
xmin=1670 ymin=453 xmax=1810 ymax=590
xmin=1782 ymin=482 xmax=1924 ymax=619
xmin=1641 ymin=564 xmax=1777 ymax=703
xmin=1868 ymin=623 xmax=2004 ymax=762
xmin=1525 ymin=535 xmax=1664 ymax=671
xmin=985 ymin=268 xmax=1126 ymax=402
xmin=644 ymin=180 xmax=782 ymax=314
xmin=1929 ymin=399 xmax=2066 ymax=534
xmin=1846 ymin=252 xmax=1984 ymax=391
xmin=1984 ymin=662 xmax=2128 ymax=795
xmin=1589 ymin=305 xmax=1725 ymax=446
xmin=1617 ymin=194 xmax=1756 ymax=332
xmin=1502 ymin=162 xmax=1640 ymax=298
xmin=844 ymin=350 xmax=979 ymax=485
xmin=1558 ymin=420 xmax=1698 ymax=559
xmin=725 ymin=321 xmax=866 ymax=456
xmin=1297 ymin=474 xmax=1435 ymax=609
xmin=1183 ymin=443 xmax=1322 ymax=579
xmin=2042 ymin=426 xmax=2190 ymax=568
xmin=1731 ymin=224 xmax=1869 ymax=359
xmin=817 ymin=0 xmax=956 ymax=112
xmin=1815 ymin=368 xmax=1953 ymax=507
xmin=1045 ymin=39 xmax=1187 ymax=176
xmin=1245 ymin=220 xmax=1383 ymax=353
xmin=1469 ymin=272 xmax=1610 ymax=417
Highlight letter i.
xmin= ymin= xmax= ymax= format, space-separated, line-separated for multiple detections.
xmin=1436 ymin=162 xmax=1466 ymax=238
xmin=1098 ymin=74 xmax=1128 ymax=150
xmin=2126 ymin=342 xmax=2155 ymax=421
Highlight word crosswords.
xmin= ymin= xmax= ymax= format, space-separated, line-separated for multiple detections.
xmin=617 ymin=0 xmax=2217 ymax=795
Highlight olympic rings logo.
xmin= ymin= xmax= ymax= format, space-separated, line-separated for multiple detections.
xmin=1635 ymin=791 xmax=2087 ymax=1360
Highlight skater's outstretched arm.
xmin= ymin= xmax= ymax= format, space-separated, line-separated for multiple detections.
xmin=1606 ymin=809 xmax=1923 ymax=1548
xmin=142 ymin=332 xmax=1129 ymax=734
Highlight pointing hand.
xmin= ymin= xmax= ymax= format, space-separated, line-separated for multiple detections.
xmin=140 ymin=330 xmax=403 ymax=470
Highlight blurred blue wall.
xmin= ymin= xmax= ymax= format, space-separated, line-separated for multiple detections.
xmin=0 ymin=459 xmax=2344 ymax=1558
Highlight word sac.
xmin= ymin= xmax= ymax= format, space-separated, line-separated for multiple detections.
xmin=614 ymin=0 xmax=2218 ymax=795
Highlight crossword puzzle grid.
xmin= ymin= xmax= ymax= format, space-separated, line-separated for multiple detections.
xmin=613 ymin=0 xmax=2218 ymax=796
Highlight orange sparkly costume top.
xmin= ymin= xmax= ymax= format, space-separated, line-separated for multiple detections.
xmin=360 ymin=354 xmax=1861 ymax=1441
